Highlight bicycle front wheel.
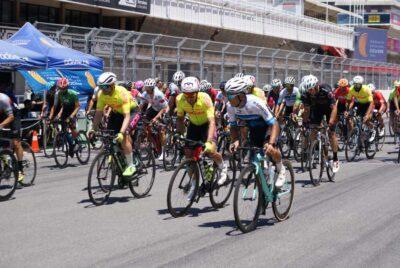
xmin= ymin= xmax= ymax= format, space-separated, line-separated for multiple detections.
xmin=43 ymin=124 xmax=56 ymax=158
xmin=18 ymin=141 xmax=37 ymax=187
xmin=53 ymin=132 xmax=68 ymax=168
xmin=209 ymin=157 xmax=236 ymax=209
xmin=162 ymin=133 xmax=178 ymax=171
xmin=272 ymin=159 xmax=295 ymax=221
xmin=345 ymin=128 xmax=359 ymax=162
xmin=233 ymin=165 xmax=262 ymax=233
xmin=129 ymin=148 xmax=156 ymax=198
xmin=76 ymin=131 xmax=91 ymax=165
xmin=167 ymin=159 xmax=199 ymax=217
xmin=87 ymin=151 xmax=116 ymax=206
xmin=0 ymin=150 xmax=18 ymax=201
xmin=309 ymin=140 xmax=323 ymax=186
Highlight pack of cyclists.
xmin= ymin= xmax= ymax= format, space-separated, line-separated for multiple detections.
xmin=1 ymin=69 xmax=400 ymax=231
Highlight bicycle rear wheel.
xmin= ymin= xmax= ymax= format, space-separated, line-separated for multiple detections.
xmin=209 ymin=157 xmax=236 ymax=208
xmin=309 ymin=140 xmax=323 ymax=186
xmin=76 ymin=131 xmax=91 ymax=165
xmin=53 ymin=132 xmax=68 ymax=168
xmin=167 ymin=159 xmax=199 ymax=217
xmin=18 ymin=141 xmax=37 ymax=187
xmin=0 ymin=150 xmax=18 ymax=201
xmin=43 ymin=123 xmax=56 ymax=158
xmin=129 ymin=148 xmax=156 ymax=198
xmin=162 ymin=133 xmax=178 ymax=171
xmin=233 ymin=165 xmax=262 ymax=233
xmin=87 ymin=151 xmax=116 ymax=206
xmin=272 ymin=160 xmax=295 ymax=221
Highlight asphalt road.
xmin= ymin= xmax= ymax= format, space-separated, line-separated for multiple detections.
xmin=1 ymin=137 xmax=399 ymax=268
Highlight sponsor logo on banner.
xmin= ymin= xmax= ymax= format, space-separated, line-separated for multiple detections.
xmin=354 ymin=27 xmax=387 ymax=62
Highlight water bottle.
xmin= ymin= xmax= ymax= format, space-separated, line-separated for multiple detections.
xmin=205 ymin=163 xmax=214 ymax=182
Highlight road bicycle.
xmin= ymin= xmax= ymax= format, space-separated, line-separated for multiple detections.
xmin=160 ymin=116 xmax=183 ymax=171
xmin=308 ymin=121 xmax=335 ymax=186
xmin=53 ymin=120 xmax=91 ymax=168
xmin=87 ymin=130 xmax=156 ymax=205
xmin=345 ymin=110 xmax=377 ymax=162
xmin=0 ymin=149 xmax=18 ymax=201
xmin=233 ymin=147 xmax=294 ymax=233
xmin=167 ymin=136 xmax=236 ymax=217
xmin=42 ymin=118 xmax=58 ymax=157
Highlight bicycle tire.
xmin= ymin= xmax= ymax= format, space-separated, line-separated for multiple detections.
xmin=43 ymin=123 xmax=56 ymax=158
xmin=209 ymin=158 xmax=236 ymax=209
xmin=53 ymin=132 xmax=68 ymax=168
xmin=365 ymin=140 xmax=377 ymax=159
xmin=293 ymin=130 xmax=303 ymax=162
xmin=76 ymin=131 xmax=91 ymax=165
xmin=18 ymin=141 xmax=37 ymax=187
xmin=167 ymin=159 xmax=199 ymax=217
xmin=87 ymin=151 xmax=116 ymax=206
xmin=345 ymin=128 xmax=359 ymax=162
xmin=0 ymin=150 xmax=18 ymax=201
xmin=272 ymin=159 xmax=295 ymax=221
xmin=129 ymin=148 xmax=156 ymax=198
xmin=309 ymin=140 xmax=323 ymax=186
xmin=162 ymin=133 xmax=178 ymax=171
xmin=233 ymin=165 xmax=262 ymax=233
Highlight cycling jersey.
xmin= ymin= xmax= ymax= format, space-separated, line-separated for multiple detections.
xmin=277 ymin=87 xmax=301 ymax=107
xmin=267 ymin=90 xmax=280 ymax=109
xmin=301 ymin=84 xmax=335 ymax=125
xmin=206 ymin=88 xmax=218 ymax=103
xmin=373 ymin=91 xmax=386 ymax=109
xmin=141 ymin=88 xmax=167 ymax=112
xmin=165 ymin=83 xmax=180 ymax=99
xmin=251 ymin=87 xmax=266 ymax=101
xmin=347 ymin=85 xmax=373 ymax=104
xmin=176 ymin=92 xmax=215 ymax=126
xmin=333 ymin=87 xmax=349 ymax=105
xmin=215 ymin=91 xmax=227 ymax=105
xmin=389 ymin=88 xmax=400 ymax=101
xmin=97 ymin=85 xmax=137 ymax=114
xmin=55 ymin=90 xmax=79 ymax=110
xmin=227 ymin=94 xmax=275 ymax=128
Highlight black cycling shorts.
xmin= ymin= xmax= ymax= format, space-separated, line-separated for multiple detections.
xmin=310 ymin=106 xmax=332 ymax=125
xmin=186 ymin=122 xmax=209 ymax=148
xmin=145 ymin=107 xmax=158 ymax=121
xmin=0 ymin=111 xmax=21 ymax=139
xmin=248 ymin=124 xmax=269 ymax=148
xmin=355 ymin=103 xmax=370 ymax=118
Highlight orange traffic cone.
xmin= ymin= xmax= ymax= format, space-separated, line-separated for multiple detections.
xmin=31 ymin=130 xmax=40 ymax=153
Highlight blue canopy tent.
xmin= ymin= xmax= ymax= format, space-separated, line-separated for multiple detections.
xmin=0 ymin=40 xmax=46 ymax=70
xmin=8 ymin=22 xmax=103 ymax=70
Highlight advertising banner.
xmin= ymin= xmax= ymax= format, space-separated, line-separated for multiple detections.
xmin=354 ymin=27 xmax=388 ymax=62
xmin=387 ymin=37 xmax=400 ymax=53
xmin=273 ymin=0 xmax=304 ymax=16
xmin=19 ymin=69 xmax=102 ymax=95
xmin=68 ymin=0 xmax=150 ymax=14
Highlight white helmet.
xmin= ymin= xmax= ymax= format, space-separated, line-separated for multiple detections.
xmin=181 ymin=77 xmax=200 ymax=93
xmin=262 ymin=84 xmax=271 ymax=92
xmin=144 ymin=78 xmax=156 ymax=88
xmin=97 ymin=72 xmax=117 ymax=86
xmin=173 ymin=71 xmax=185 ymax=83
xmin=284 ymin=76 xmax=296 ymax=85
xmin=225 ymin=77 xmax=248 ymax=95
xmin=199 ymin=80 xmax=208 ymax=92
xmin=243 ymin=75 xmax=255 ymax=89
xmin=367 ymin=83 xmax=376 ymax=92
xmin=271 ymin=79 xmax=282 ymax=88
xmin=352 ymin=75 xmax=364 ymax=85
xmin=299 ymin=82 xmax=306 ymax=94
xmin=303 ymin=75 xmax=319 ymax=91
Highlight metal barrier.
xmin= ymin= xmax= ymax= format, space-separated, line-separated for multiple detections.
xmin=1 ymin=22 xmax=399 ymax=90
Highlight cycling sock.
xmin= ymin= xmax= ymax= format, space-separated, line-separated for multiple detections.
xmin=125 ymin=153 xmax=133 ymax=166
xmin=333 ymin=152 xmax=338 ymax=161
xmin=217 ymin=161 xmax=225 ymax=169
xmin=276 ymin=161 xmax=282 ymax=173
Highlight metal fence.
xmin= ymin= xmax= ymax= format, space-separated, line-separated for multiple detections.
xmin=1 ymin=22 xmax=399 ymax=90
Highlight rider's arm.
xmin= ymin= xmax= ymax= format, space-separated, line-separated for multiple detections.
xmin=120 ymin=112 xmax=130 ymax=134
xmin=92 ymin=110 xmax=103 ymax=131
xmin=86 ymin=98 xmax=94 ymax=115
xmin=268 ymin=120 xmax=280 ymax=145
xmin=41 ymin=92 xmax=48 ymax=117
xmin=329 ymin=100 xmax=338 ymax=127
xmin=70 ymin=100 xmax=80 ymax=119
xmin=0 ymin=114 xmax=14 ymax=129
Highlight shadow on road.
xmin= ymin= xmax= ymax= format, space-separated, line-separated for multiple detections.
xmin=199 ymin=218 xmax=276 ymax=236
xmin=78 ymin=196 xmax=134 ymax=208
xmin=157 ymin=206 xmax=218 ymax=219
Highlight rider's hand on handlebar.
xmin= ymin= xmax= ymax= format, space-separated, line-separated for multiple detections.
xmin=204 ymin=141 xmax=216 ymax=154
xmin=229 ymin=140 xmax=240 ymax=153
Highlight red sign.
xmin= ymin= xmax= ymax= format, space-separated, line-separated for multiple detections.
xmin=391 ymin=13 xmax=400 ymax=26
xmin=387 ymin=37 xmax=400 ymax=53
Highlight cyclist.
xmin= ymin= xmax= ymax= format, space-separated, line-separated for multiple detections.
xmin=49 ymin=78 xmax=80 ymax=157
xmin=345 ymin=75 xmax=375 ymax=139
xmin=166 ymin=71 xmax=185 ymax=116
xmin=301 ymin=75 xmax=340 ymax=173
xmin=225 ymin=77 xmax=286 ymax=187
xmin=140 ymin=78 xmax=169 ymax=160
xmin=244 ymin=75 xmax=266 ymax=102
xmin=176 ymin=76 xmax=227 ymax=196
xmin=131 ymin=81 xmax=144 ymax=99
xmin=215 ymin=81 xmax=228 ymax=128
xmin=91 ymin=72 xmax=138 ymax=177
xmin=389 ymin=81 xmax=400 ymax=134
xmin=41 ymin=82 xmax=58 ymax=118
xmin=0 ymin=92 xmax=25 ymax=182
xmin=85 ymin=86 xmax=100 ymax=116
xmin=333 ymin=78 xmax=350 ymax=116
xmin=267 ymin=79 xmax=282 ymax=111
xmin=275 ymin=76 xmax=301 ymax=119
xmin=369 ymin=83 xmax=386 ymax=136
xmin=200 ymin=80 xmax=218 ymax=103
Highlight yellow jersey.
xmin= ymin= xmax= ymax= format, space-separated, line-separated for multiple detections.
xmin=347 ymin=85 xmax=373 ymax=104
xmin=176 ymin=92 xmax=215 ymax=126
xmin=97 ymin=85 xmax=137 ymax=114
xmin=252 ymin=87 xmax=266 ymax=101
